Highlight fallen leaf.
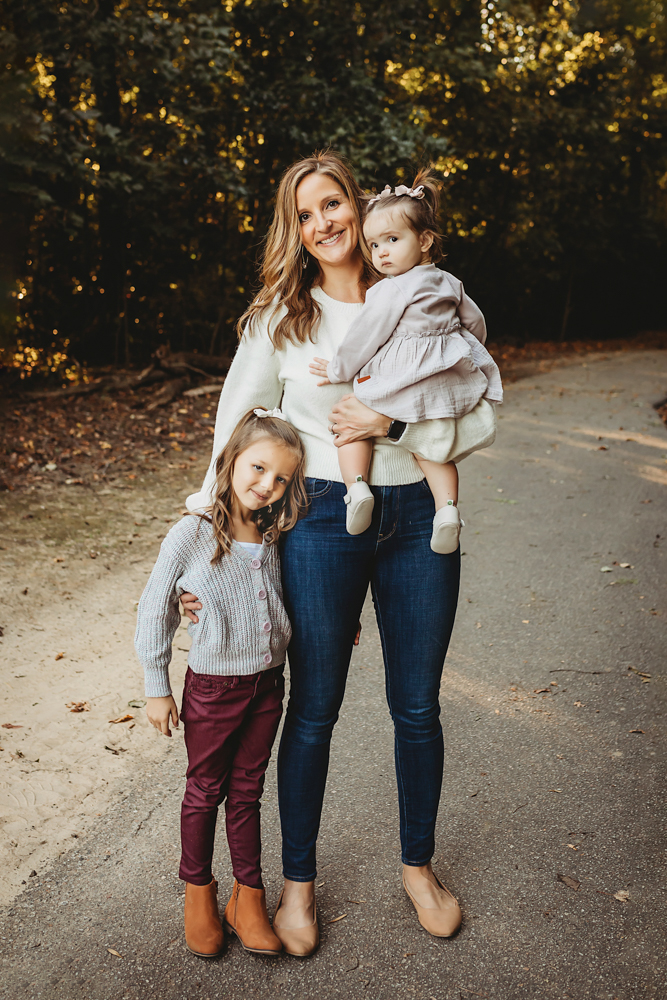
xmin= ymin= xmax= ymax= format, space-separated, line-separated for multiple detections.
xmin=106 ymin=947 xmax=123 ymax=958
xmin=53 ymin=557 xmax=64 ymax=563
xmin=548 ymin=788 xmax=562 ymax=793
xmin=66 ymin=701 xmax=91 ymax=713
xmin=327 ymin=914 xmax=347 ymax=924
xmin=55 ymin=652 xmax=65 ymax=661
xmin=600 ymin=566 xmax=613 ymax=572
xmin=614 ymin=890 xmax=630 ymax=902
xmin=597 ymin=445 xmax=608 ymax=450
xmin=534 ymin=687 xmax=550 ymax=693
xmin=628 ymin=667 xmax=651 ymax=679
xmin=104 ymin=745 xmax=127 ymax=755
xmin=640 ymin=499 xmax=652 ymax=504
xmin=619 ymin=562 xmax=633 ymax=568
xmin=128 ymin=699 xmax=146 ymax=709
xmin=567 ymin=844 xmax=579 ymax=851
xmin=574 ymin=701 xmax=584 ymax=707
xmin=628 ymin=729 xmax=645 ymax=734
xmin=2 ymin=723 xmax=22 ymax=729
xmin=557 ymin=874 xmax=580 ymax=891
xmin=108 ymin=714 xmax=134 ymax=724
xmin=522 ymin=620 xmax=530 ymax=624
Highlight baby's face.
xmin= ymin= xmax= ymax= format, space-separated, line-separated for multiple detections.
xmin=364 ymin=207 xmax=430 ymax=276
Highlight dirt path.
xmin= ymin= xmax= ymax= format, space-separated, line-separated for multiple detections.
xmin=0 ymin=460 xmax=209 ymax=903
xmin=0 ymin=349 xmax=665 ymax=1000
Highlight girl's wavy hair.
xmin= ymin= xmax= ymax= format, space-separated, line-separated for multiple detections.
xmin=192 ymin=409 xmax=308 ymax=564
xmin=237 ymin=150 xmax=376 ymax=350
xmin=365 ymin=168 xmax=445 ymax=262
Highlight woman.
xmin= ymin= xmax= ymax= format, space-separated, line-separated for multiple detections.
xmin=184 ymin=151 xmax=491 ymax=953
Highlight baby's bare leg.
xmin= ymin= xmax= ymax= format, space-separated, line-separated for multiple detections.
xmin=337 ymin=439 xmax=373 ymax=487
xmin=415 ymin=457 xmax=458 ymax=509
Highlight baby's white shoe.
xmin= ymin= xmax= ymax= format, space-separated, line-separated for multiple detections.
xmin=431 ymin=502 xmax=463 ymax=554
xmin=344 ymin=479 xmax=374 ymax=535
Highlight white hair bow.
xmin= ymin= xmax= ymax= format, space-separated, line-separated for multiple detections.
xmin=368 ymin=184 xmax=425 ymax=207
xmin=253 ymin=407 xmax=286 ymax=420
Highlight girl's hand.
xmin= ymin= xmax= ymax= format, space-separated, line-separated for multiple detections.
xmin=181 ymin=592 xmax=202 ymax=624
xmin=328 ymin=395 xmax=391 ymax=446
xmin=309 ymin=357 xmax=331 ymax=386
xmin=354 ymin=622 xmax=362 ymax=646
xmin=146 ymin=696 xmax=179 ymax=737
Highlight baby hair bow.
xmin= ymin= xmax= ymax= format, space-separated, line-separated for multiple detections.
xmin=368 ymin=183 xmax=425 ymax=206
xmin=394 ymin=184 xmax=425 ymax=199
xmin=253 ymin=407 xmax=286 ymax=420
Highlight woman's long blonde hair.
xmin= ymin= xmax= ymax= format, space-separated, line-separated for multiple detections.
xmin=237 ymin=150 xmax=376 ymax=350
xmin=193 ymin=410 xmax=308 ymax=563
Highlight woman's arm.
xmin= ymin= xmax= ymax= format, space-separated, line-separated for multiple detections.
xmin=328 ymin=395 xmax=475 ymax=466
xmin=186 ymin=318 xmax=283 ymax=510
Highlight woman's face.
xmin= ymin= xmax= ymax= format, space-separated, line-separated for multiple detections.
xmin=295 ymin=171 xmax=360 ymax=269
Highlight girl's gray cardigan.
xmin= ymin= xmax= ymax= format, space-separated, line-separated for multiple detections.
xmin=134 ymin=514 xmax=291 ymax=698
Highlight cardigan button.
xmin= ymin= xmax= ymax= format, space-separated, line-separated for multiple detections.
xmin=251 ymin=558 xmax=261 ymax=569
xmin=257 ymin=589 xmax=267 ymax=600
xmin=262 ymin=621 xmax=272 ymax=633
xmin=263 ymin=653 xmax=272 ymax=665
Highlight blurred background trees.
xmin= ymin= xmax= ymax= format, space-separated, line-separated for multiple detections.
xmin=0 ymin=0 xmax=665 ymax=374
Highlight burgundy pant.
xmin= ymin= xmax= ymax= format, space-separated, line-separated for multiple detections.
xmin=179 ymin=665 xmax=284 ymax=888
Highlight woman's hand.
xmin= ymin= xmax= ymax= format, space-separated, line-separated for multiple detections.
xmin=354 ymin=622 xmax=362 ymax=647
xmin=309 ymin=357 xmax=332 ymax=386
xmin=328 ymin=394 xmax=391 ymax=447
xmin=181 ymin=592 xmax=202 ymax=624
xmin=146 ymin=695 xmax=179 ymax=737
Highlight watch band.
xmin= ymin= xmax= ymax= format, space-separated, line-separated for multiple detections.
xmin=386 ymin=419 xmax=407 ymax=442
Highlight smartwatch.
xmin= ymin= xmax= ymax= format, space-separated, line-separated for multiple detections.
xmin=386 ymin=419 xmax=407 ymax=442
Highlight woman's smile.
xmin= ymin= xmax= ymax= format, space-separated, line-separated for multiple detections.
xmin=318 ymin=230 xmax=343 ymax=246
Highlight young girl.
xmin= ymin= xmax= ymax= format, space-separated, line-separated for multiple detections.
xmin=134 ymin=408 xmax=307 ymax=959
xmin=309 ymin=169 xmax=503 ymax=553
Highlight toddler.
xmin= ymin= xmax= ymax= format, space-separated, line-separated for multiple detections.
xmin=135 ymin=408 xmax=306 ymax=959
xmin=309 ymin=170 xmax=503 ymax=553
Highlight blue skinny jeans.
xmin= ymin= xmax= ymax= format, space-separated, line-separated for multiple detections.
xmin=278 ymin=478 xmax=460 ymax=881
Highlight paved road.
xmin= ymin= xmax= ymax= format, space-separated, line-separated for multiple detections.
xmin=1 ymin=351 xmax=665 ymax=1000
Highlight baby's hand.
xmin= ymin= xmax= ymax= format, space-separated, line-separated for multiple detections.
xmin=146 ymin=695 xmax=179 ymax=737
xmin=309 ymin=357 xmax=331 ymax=386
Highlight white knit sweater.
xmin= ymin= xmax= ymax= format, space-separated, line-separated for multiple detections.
xmin=134 ymin=515 xmax=290 ymax=698
xmin=187 ymin=286 xmax=478 ymax=510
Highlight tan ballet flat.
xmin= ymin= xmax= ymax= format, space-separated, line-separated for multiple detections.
xmin=184 ymin=879 xmax=224 ymax=958
xmin=402 ymin=871 xmax=462 ymax=938
xmin=273 ymin=889 xmax=319 ymax=957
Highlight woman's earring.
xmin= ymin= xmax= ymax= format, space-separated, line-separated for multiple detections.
xmin=267 ymin=504 xmax=272 ymax=514
xmin=301 ymin=246 xmax=309 ymax=270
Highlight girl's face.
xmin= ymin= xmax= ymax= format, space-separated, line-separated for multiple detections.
xmin=231 ymin=437 xmax=298 ymax=517
xmin=364 ymin=208 xmax=433 ymax=277
xmin=296 ymin=171 xmax=360 ymax=269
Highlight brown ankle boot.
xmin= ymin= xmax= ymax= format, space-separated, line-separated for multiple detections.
xmin=184 ymin=880 xmax=224 ymax=958
xmin=223 ymin=879 xmax=282 ymax=955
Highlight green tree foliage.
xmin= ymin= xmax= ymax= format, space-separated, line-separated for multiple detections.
xmin=0 ymin=0 xmax=665 ymax=370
